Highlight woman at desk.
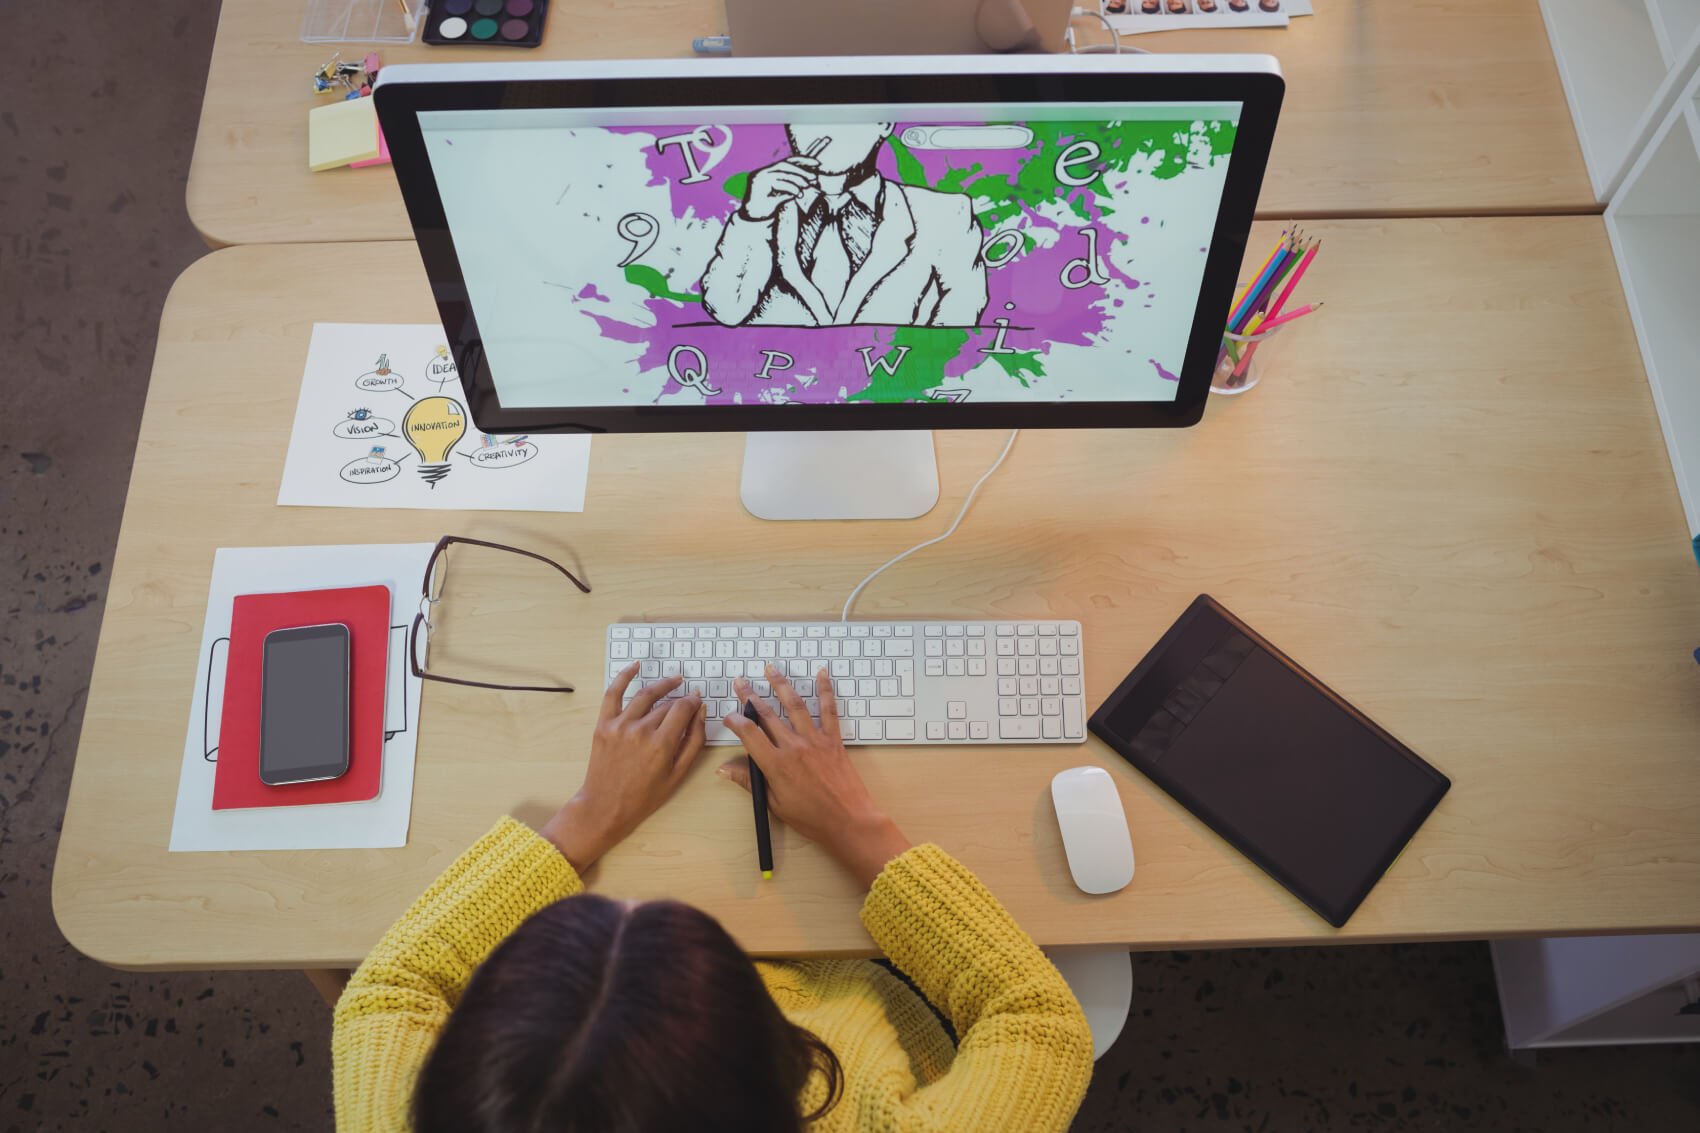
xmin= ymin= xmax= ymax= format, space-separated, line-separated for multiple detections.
xmin=332 ymin=663 xmax=1093 ymax=1132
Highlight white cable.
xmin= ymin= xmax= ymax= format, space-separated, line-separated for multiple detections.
xmin=1067 ymin=6 xmax=1146 ymax=54
xmin=840 ymin=429 xmax=1020 ymax=623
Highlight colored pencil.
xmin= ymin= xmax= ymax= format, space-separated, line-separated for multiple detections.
xmin=1228 ymin=231 xmax=1288 ymax=327
xmin=1258 ymin=303 xmax=1322 ymax=332
xmin=1264 ymin=242 xmax=1320 ymax=322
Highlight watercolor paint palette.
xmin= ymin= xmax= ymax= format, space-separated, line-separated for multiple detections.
xmin=423 ymin=0 xmax=551 ymax=47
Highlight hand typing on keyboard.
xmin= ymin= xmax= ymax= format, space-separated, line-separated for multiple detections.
xmin=717 ymin=664 xmax=913 ymax=887
xmin=538 ymin=663 xmax=707 ymax=871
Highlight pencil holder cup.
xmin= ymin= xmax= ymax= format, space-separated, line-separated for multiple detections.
xmin=1211 ymin=324 xmax=1281 ymax=396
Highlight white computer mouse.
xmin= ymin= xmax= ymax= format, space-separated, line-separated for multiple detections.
xmin=1051 ymin=766 xmax=1136 ymax=895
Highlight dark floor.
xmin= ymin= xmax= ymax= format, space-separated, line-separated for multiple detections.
xmin=2 ymin=4 xmax=1698 ymax=1131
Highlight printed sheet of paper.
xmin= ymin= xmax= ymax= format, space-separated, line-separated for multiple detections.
xmin=278 ymin=323 xmax=591 ymax=512
xmin=169 ymin=543 xmax=435 ymax=852
xmin=1108 ymin=0 xmax=1310 ymax=35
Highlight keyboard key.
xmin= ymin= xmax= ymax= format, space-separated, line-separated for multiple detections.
xmin=851 ymin=624 xmax=871 ymax=637
xmin=1039 ymin=622 xmax=1058 ymax=636
xmin=1042 ymin=698 xmax=1061 ymax=716
xmin=835 ymin=678 xmax=855 ymax=697
xmin=610 ymin=641 xmax=629 ymax=659
xmin=895 ymin=625 xmax=914 ymax=637
xmin=740 ymin=626 xmax=759 ymax=639
xmin=858 ymin=679 xmax=878 ymax=697
xmin=1019 ymin=676 xmax=1038 ymax=696
xmin=840 ymin=640 xmax=859 ymax=658
xmin=1020 ymin=698 xmax=1039 ymax=715
xmin=1061 ymin=658 xmax=1081 ymax=675
xmin=996 ymin=638 xmax=1016 ymax=656
xmin=947 ymin=700 xmax=967 ymax=719
xmin=872 ymin=624 xmax=892 ymax=637
xmin=925 ymin=659 xmax=944 ymax=677
xmin=1018 ymin=623 xmax=1037 ymax=636
xmin=641 ymin=660 xmax=661 ymax=678
xmin=661 ymin=660 xmax=681 ymax=679
xmin=1041 ymin=676 xmax=1059 ymax=695
xmin=709 ymin=679 xmax=729 ymax=698
xmin=611 ymin=626 xmax=630 ymax=639
xmin=998 ymin=677 xmax=1016 ymax=696
xmin=948 ymin=722 xmax=967 ymax=740
xmin=874 ymin=659 xmax=893 ymax=677
xmin=970 ymin=720 xmax=990 ymax=740
xmin=925 ymin=639 xmax=944 ymax=657
xmin=807 ymin=625 xmax=825 ymax=638
xmin=997 ymin=658 xmax=1016 ymax=676
xmin=968 ymin=659 xmax=986 ymax=676
xmin=946 ymin=659 xmax=965 ymax=677
xmin=885 ymin=639 xmax=913 ymax=657
xmin=631 ymin=641 xmax=651 ymax=659
xmin=1039 ymin=638 xmax=1058 ymax=656
xmin=689 ymin=680 xmax=708 ymax=698
xmin=705 ymin=660 xmax=723 ymax=678
xmin=737 ymin=640 xmax=756 ymax=658
xmin=788 ymin=659 xmax=808 ymax=678
xmin=1063 ymin=699 xmax=1084 ymax=739
xmin=999 ymin=698 xmax=1018 ymax=716
xmin=967 ymin=624 xmax=986 ymax=637
xmin=840 ymin=719 xmax=857 ymax=740
xmin=967 ymin=639 xmax=986 ymax=656
xmin=926 ymin=721 xmax=946 ymax=740
xmin=924 ymin=625 xmax=943 ymax=637
xmin=761 ymin=625 xmax=781 ymax=638
xmin=946 ymin=639 xmax=964 ymax=656
xmin=758 ymin=640 xmax=777 ymax=657
xmin=795 ymin=678 xmax=814 ymax=697
xmin=1060 ymin=638 xmax=1080 ymax=656
xmin=801 ymin=640 xmax=819 ymax=658
xmin=886 ymin=720 xmax=916 ymax=741
xmin=678 ymin=626 xmax=696 ymax=639
xmin=746 ymin=660 xmax=764 ymax=678
xmin=858 ymin=640 xmax=878 ymax=657
xmin=785 ymin=625 xmax=804 ymax=638
xmin=829 ymin=624 xmax=847 ymax=637
xmin=1061 ymin=622 xmax=1078 ymax=636
xmin=945 ymin=624 xmax=964 ymax=637
xmin=853 ymin=660 xmax=872 ymax=678
xmin=1043 ymin=717 xmax=1062 ymax=739
xmin=846 ymin=700 xmax=866 ymax=717
xmin=1018 ymin=658 xmax=1038 ymax=676
xmin=870 ymin=699 xmax=914 ymax=717
xmin=1062 ymin=676 xmax=1082 ymax=695
xmin=999 ymin=718 xmax=1041 ymax=739
xmin=879 ymin=678 xmax=898 ymax=697
xmin=1018 ymin=639 xmax=1037 ymax=656
xmin=821 ymin=641 xmax=839 ymax=657
xmin=995 ymin=624 xmax=1015 ymax=636
xmin=859 ymin=719 xmax=884 ymax=741
xmin=1039 ymin=657 xmax=1059 ymax=676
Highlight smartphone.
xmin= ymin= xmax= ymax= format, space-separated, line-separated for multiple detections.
xmin=259 ymin=623 xmax=351 ymax=786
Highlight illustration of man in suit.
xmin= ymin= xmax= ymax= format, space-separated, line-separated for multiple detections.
xmin=701 ymin=123 xmax=988 ymax=327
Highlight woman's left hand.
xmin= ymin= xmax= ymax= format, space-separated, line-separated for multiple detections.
xmin=540 ymin=663 xmax=707 ymax=870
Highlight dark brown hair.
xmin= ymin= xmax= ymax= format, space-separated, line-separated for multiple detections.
xmin=413 ymin=894 xmax=843 ymax=1133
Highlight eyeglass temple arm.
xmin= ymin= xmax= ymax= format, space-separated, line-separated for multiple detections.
xmin=440 ymin=535 xmax=591 ymax=593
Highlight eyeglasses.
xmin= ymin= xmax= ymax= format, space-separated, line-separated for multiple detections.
xmin=410 ymin=535 xmax=591 ymax=693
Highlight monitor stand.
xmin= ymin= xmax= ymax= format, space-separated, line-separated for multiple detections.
xmin=740 ymin=431 xmax=940 ymax=520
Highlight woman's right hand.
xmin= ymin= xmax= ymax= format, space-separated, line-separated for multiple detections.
xmin=719 ymin=664 xmax=912 ymax=887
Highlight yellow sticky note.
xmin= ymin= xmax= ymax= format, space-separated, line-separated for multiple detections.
xmin=309 ymin=98 xmax=381 ymax=172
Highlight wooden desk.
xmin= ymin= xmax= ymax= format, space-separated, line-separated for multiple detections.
xmin=186 ymin=1 xmax=1593 ymax=247
xmin=52 ymin=218 xmax=1700 ymax=970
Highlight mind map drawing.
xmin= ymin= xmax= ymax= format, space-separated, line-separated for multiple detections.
xmin=278 ymin=323 xmax=591 ymax=513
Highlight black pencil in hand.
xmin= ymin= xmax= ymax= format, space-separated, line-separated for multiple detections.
xmin=742 ymin=700 xmax=774 ymax=879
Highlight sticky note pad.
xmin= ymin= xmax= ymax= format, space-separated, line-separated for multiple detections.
xmin=350 ymin=123 xmax=392 ymax=169
xmin=309 ymin=97 xmax=381 ymax=172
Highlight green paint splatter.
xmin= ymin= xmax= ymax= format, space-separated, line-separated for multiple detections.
xmin=849 ymin=328 xmax=970 ymax=403
xmin=887 ymin=136 xmax=928 ymax=188
xmin=624 ymin=264 xmax=700 ymax=305
xmin=947 ymin=119 xmax=1237 ymax=227
xmin=988 ymin=351 xmax=1044 ymax=386
xmin=722 ymin=171 xmax=749 ymax=201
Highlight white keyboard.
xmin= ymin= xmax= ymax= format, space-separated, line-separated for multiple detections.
xmin=605 ymin=620 xmax=1086 ymax=746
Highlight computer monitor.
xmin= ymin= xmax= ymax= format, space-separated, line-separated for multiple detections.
xmin=375 ymin=55 xmax=1283 ymax=519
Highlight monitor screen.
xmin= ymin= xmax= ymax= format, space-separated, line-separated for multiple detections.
xmin=417 ymin=101 xmax=1244 ymax=412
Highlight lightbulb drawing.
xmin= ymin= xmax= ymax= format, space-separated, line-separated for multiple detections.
xmin=401 ymin=395 xmax=467 ymax=488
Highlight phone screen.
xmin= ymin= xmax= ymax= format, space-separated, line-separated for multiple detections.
xmin=260 ymin=624 xmax=350 ymax=784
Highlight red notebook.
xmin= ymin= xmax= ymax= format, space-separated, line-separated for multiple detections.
xmin=212 ymin=585 xmax=390 ymax=810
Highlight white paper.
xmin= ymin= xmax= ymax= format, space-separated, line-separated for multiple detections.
xmin=1106 ymin=0 xmax=1308 ymax=35
xmin=169 ymin=543 xmax=436 ymax=852
xmin=278 ymin=323 xmax=592 ymax=512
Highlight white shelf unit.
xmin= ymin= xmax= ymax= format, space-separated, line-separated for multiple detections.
xmin=1491 ymin=935 xmax=1700 ymax=1052
xmin=1541 ymin=0 xmax=1700 ymax=200
xmin=1605 ymin=62 xmax=1700 ymax=540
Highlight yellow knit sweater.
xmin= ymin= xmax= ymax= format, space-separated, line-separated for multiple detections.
xmin=333 ymin=818 xmax=1093 ymax=1132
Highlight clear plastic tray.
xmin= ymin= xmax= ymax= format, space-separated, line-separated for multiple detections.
xmin=301 ymin=0 xmax=423 ymax=45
